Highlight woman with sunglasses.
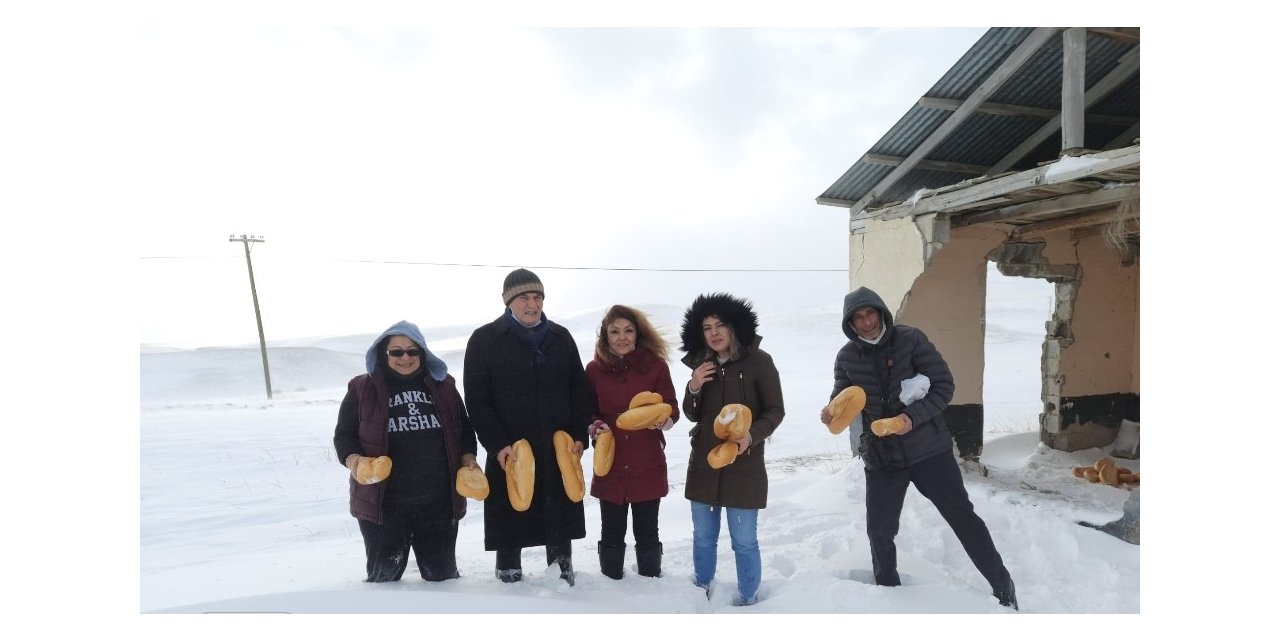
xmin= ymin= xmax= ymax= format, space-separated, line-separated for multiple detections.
xmin=333 ymin=320 xmax=481 ymax=582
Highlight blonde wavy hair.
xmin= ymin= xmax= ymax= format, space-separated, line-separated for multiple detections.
xmin=594 ymin=304 xmax=670 ymax=364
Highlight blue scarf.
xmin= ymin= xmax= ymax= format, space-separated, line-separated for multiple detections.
xmin=505 ymin=310 xmax=551 ymax=365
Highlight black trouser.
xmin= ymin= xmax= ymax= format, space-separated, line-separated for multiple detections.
xmin=495 ymin=541 xmax=573 ymax=571
xmin=599 ymin=498 xmax=661 ymax=549
xmin=864 ymin=452 xmax=1010 ymax=590
xmin=357 ymin=503 xmax=459 ymax=582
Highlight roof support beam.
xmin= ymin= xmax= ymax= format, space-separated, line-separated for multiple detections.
xmin=917 ymin=97 xmax=1137 ymax=126
xmin=1061 ymin=28 xmax=1086 ymax=151
xmin=1011 ymin=208 xmax=1133 ymax=238
xmin=953 ymin=183 xmax=1140 ymax=227
xmin=863 ymin=154 xmax=988 ymax=175
xmin=844 ymin=27 xmax=1061 ymax=215
xmin=861 ymin=145 xmax=1140 ymax=221
xmin=1087 ymin=28 xmax=1140 ymax=44
xmin=990 ymin=46 xmax=1140 ymax=173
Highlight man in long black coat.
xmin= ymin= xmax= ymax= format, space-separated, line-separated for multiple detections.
xmin=463 ymin=268 xmax=594 ymax=584
xmin=820 ymin=286 xmax=1018 ymax=610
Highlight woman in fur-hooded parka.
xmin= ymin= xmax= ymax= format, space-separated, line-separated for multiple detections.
xmin=679 ymin=293 xmax=785 ymax=509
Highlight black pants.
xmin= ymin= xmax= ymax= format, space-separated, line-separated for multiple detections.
xmin=495 ymin=541 xmax=573 ymax=571
xmin=357 ymin=503 xmax=459 ymax=582
xmin=599 ymin=498 xmax=660 ymax=548
xmin=864 ymin=452 xmax=1010 ymax=590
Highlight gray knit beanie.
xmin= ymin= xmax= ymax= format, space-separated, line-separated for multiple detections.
xmin=502 ymin=268 xmax=545 ymax=305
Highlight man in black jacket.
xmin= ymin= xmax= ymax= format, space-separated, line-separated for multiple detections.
xmin=820 ymin=287 xmax=1017 ymax=610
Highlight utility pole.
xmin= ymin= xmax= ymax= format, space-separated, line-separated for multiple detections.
xmin=229 ymin=234 xmax=273 ymax=399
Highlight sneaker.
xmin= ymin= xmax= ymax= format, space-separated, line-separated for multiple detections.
xmin=732 ymin=593 xmax=759 ymax=607
xmin=495 ymin=568 xmax=522 ymax=583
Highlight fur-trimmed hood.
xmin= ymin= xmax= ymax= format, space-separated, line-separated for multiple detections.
xmin=679 ymin=292 xmax=760 ymax=359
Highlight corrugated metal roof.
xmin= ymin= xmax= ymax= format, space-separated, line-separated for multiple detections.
xmin=819 ymin=27 xmax=1140 ymax=209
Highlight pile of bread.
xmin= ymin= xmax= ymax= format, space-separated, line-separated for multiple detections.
xmin=1073 ymin=456 xmax=1140 ymax=487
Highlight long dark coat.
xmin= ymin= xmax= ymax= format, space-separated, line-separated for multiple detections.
xmin=585 ymin=347 xmax=679 ymax=505
xmin=678 ymin=293 xmax=785 ymax=510
xmin=463 ymin=314 xmax=594 ymax=550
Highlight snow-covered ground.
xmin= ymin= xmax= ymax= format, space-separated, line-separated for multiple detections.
xmin=140 ymin=273 xmax=1141 ymax=620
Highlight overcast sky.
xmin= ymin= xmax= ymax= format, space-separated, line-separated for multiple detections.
xmin=110 ymin=26 xmax=987 ymax=346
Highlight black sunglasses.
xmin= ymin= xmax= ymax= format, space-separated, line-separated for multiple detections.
xmin=386 ymin=348 xmax=422 ymax=358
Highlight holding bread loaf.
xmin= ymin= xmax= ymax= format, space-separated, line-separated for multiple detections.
xmin=678 ymin=292 xmax=785 ymax=605
xmin=584 ymin=305 xmax=681 ymax=580
xmin=504 ymin=439 xmax=536 ymax=511
xmin=616 ymin=391 xmax=674 ymax=430
xmin=334 ymin=320 xmax=479 ymax=583
xmin=825 ymin=385 xmax=866 ymax=435
xmin=554 ymin=430 xmax=586 ymax=502
xmin=456 ymin=466 xmax=490 ymax=500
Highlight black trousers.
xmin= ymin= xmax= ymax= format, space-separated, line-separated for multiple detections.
xmin=495 ymin=541 xmax=573 ymax=571
xmin=357 ymin=503 xmax=459 ymax=582
xmin=864 ymin=452 xmax=1010 ymax=590
xmin=599 ymin=498 xmax=661 ymax=549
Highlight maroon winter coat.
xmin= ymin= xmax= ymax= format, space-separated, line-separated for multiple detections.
xmin=585 ymin=347 xmax=679 ymax=505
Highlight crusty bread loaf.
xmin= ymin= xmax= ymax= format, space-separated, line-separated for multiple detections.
xmin=707 ymin=440 xmax=739 ymax=469
xmin=628 ymin=391 xmax=664 ymax=410
xmin=826 ymin=386 xmax=866 ymax=435
xmin=455 ymin=466 xmax=489 ymax=500
xmin=1083 ymin=467 xmax=1100 ymax=482
xmin=713 ymin=404 xmax=752 ymax=440
xmin=617 ymin=402 xmax=673 ymax=430
xmin=1094 ymin=457 xmax=1119 ymax=486
xmin=504 ymin=439 xmax=535 ymax=511
xmin=870 ymin=416 xmax=908 ymax=437
xmin=594 ymin=429 xmax=615 ymax=476
xmin=1072 ymin=466 xmax=1089 ymax=478
xmin=554 ymin=430 xmax=585 ymax=502
xmin=356 ymin=455 xmax=393 ymax=485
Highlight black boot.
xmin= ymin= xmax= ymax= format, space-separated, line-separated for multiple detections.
xmin=495 ymin=548 xmax=522 ymax=583
xmin=636 ymin=542 xmax=663 ymax=578
xmin=994 ymin=579 xmax=1018 ymax=610
xmin=598 ymin=541 xmax=626 ymax=580
xmin=547 ymin=543 xmax=575 ymax=586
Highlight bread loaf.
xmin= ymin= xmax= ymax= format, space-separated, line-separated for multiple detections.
xmin=707 ymin=440 xmax=739 ymax=469
xmin=826 ymin=386 xmax=866 ymax=435
xmin=870 ymin=416 xmax=908 ymax=437
xmin=504 ymin=439 xmax=535 ymax=511
xmin=617 ymin=403 xmax=673 ymax=430
xmin=554 ymin=430 xmax=585 ymax=502
xmin=455 ymin=466 xmax=489 ymax=500
xmin=1094 ymin=457 xmax=1119 ymax=486
xmin=713 ymin=404 xmax=752 ymax=440
xmin=355 ymin=455 xmax=393 ymax=485
xmin=629 ymin=391 xmax=664 ymax=410
xmin=594 ymin=429 xmax=615 ymax=477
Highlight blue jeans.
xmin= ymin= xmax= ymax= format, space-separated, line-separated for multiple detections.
xmin=690 ymin=501 xmax=760 ymax=602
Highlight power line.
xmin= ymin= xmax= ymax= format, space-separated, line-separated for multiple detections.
xmin=140 ymin=255 xmax=846 ymax=272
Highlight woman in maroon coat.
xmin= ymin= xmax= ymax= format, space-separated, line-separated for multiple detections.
xmin=585 ymin=305 xmax=679 ymax=580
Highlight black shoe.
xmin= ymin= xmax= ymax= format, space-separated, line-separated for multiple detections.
xmin=995 ymin=581 xmax=1018 ymax=610
xmin=495 ymin=568 xmax=522 ymax=583
xmin=598 ymin=541 xmax=626 ymax=580
xmin=550 ymin=554 xmax=575 ymax=586
xmin=636 ymin=542 xmax=663 ymax=578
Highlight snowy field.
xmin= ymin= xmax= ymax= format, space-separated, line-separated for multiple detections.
xmin=140 ymin=273 xmax=1142 ymax=620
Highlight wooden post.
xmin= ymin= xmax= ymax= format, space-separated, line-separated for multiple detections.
xmin=229 ymin=234 xmax=273 ymax=399
xmin=1061 ymin=27 xmax=1087 ymax=151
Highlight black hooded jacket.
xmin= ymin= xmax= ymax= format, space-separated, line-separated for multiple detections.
xmin=834 ymin=287 xmax=955 ymax=469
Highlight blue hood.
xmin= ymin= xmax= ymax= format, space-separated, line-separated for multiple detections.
xmin=364 ymin=320 xmax=448 ymax=381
